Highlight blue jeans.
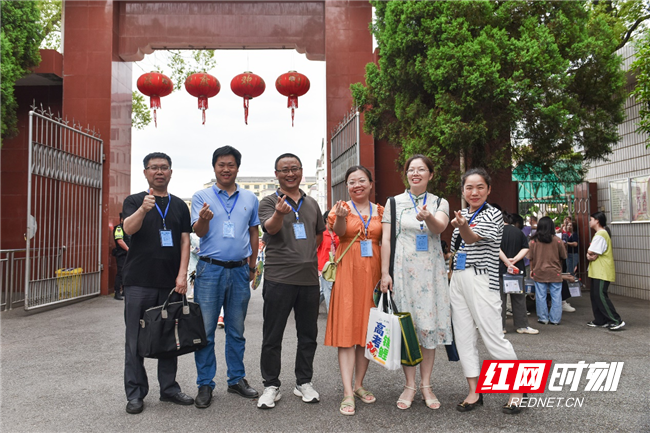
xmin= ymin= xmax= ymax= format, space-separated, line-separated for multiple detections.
xmin=319 ymin=275 xmax=333 ymax=312
xmin=193 ymin=260 xmax=251 ymax=388
xmin=534 ymin=282 xmax=562 ymax=324
xmin=566 ymin=253 xmax=578 ymax=276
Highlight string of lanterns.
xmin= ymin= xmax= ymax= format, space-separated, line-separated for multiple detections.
xmin=137 ymin=70 xmax=310 ymax=127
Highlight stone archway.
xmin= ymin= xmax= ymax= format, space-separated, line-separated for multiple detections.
xmin=61 ymin=0 xmax=375 ymax=293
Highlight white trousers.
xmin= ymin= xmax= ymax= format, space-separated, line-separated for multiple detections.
xmin=450 ymin=267 xmax=518 ymax=378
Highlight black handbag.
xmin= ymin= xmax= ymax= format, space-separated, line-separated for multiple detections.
xmin=138 ymin=289 xmax=208 ymax=359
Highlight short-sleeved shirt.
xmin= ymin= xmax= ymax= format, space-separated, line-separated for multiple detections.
xmin=191 ymin=184 xmax=260 ymax=261
xmin=566 ymin=231 xmax=579 ymax=254
xmin=113 ymin=224 xmax=130 ymax=257
xmin=499 ymin=224 xmax=529 ymax=275
xmin=259 ymin=189 xmax=326 ymax=286
xmin=122 ymin=192 xmax=192 ymax=289
xmin=450 ymin=204 xmax=503 ymax=291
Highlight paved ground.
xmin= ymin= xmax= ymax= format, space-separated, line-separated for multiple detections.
xmin=1 ymin=288 xmax=649 ymax=433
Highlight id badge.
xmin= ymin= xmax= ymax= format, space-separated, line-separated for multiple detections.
xmin=293 ymin=223 xmax=307 ymax=240
xmin=416 ymin=233 xmax=429 ymax=251
xmin=159 ymin=229 xmax=173 ymax=247
xmin=360 ymin=240 xmax=373 ymax=257
xmin=455 ymin=251 xmax=467 ymax=270
xmin=223 ymin=221 xmax=235 ymax=238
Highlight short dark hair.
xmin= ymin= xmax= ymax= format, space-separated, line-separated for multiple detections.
xmin=143 ymin=152 xmax=171 ymax=169
xmin=512 ymin=213 xmax=524 ymax=229
xmin=344 ymin=165 xmax=373 ymax=183
xmin=404 ymin=154 xmax=434 ymax=176
xmin=212 ymin=145 xmax=242 ymax=168
xmin=531 ymin=216 xmax=555 ymax=243
xmin=119 ymin=212 xmax=124 ymax=220
xmin=274 ymin=153 xmax=302 ymax=171
xmin=461 ymin=167 xmax=491 ymax=189
xmin=323 ymin=209 xmax=330 ymax=224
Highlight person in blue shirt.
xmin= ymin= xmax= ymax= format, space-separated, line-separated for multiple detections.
xmin=190 ymin=146 xmax=260 ymax=409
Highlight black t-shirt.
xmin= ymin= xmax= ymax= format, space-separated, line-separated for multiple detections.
xmin=499 ymin=224 xmax=529 ymax=275
xmin=566 ymin=231 xmax=579 ymax=254
xmin=121 ymin=192 xmax=191 ymax=289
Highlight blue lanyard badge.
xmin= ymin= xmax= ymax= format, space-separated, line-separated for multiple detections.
xmin=409 ymin=192 xmax=429 ymax=251
xmin=154 ymin=197 xmax=173 ymax=247
xmin=455 ymin=202 xmax=486 ymax=270
xmin=352 ymin=202 xmax=373 ymax=257
xmin=215 ymin=187 xmax=239 ymax=238
xmin=277 ymin=192 xmax=306 ymax=240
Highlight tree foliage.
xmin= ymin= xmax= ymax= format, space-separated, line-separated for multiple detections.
xmin=1 ymin=1 xmax=42 ymax=144
xmin=589 ymin=0 xmax=650 ymax=50
xmin=352 ymin=1 xmax=627 ymax=195
xmin=131 ymin=91 xmax=152 ymax=130
xmin=38 ymin=0 xmax=61 ymax=51
xmin=631 ymin=30 xmax=650 ymax=147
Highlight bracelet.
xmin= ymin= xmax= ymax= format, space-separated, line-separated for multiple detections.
xmin=249 ymin=267 xmax=256 ymax=272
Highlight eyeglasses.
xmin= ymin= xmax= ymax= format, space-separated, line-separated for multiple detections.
xmin=407 ymin=168 xmax=429 ymax=175
xmin=347 ymin=178 xmax=369 ymax=187
xmin=276 ymin=166 xmax=303 ymax=175
xmin=146 ymin=165 xmax=170 ymax=172
xmin=217 ymin=163 xmax=237 ymax=170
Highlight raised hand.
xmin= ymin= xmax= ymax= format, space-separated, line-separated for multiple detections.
xmin=198 ymin=202 xmax=213 ymax=221
xmin=141 ymin=188 xmax=155 ymax=212
xmin=334 ymin=200 xmax=349 ymax=218
xmin=450 ymin=210 xmax=466 ymax=229
xmin=415 ymin=204 xmax=431 ymax=222
xmin=275 ymin=195 xmax=293 ymax=215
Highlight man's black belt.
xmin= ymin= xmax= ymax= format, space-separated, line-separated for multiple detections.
xmin=199 ymin=257 xmax=247 ymax=268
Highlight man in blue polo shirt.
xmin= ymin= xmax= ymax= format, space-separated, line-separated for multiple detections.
xmin=190 ymin=146 xmax=260 ymax=409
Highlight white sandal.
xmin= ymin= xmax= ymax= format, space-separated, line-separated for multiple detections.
xmin=420 ymin=384 xmax=441 ymax=409
xmin=396 ymin=385 xmax=416 ymax=410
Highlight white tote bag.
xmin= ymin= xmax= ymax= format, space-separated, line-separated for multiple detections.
xmin=364 ymin=292 xmax=402 ymax=370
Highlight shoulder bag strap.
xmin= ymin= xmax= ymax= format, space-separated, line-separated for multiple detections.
xmin=389 ymin=196 xmax=396 ymax=280
xmin=335 ymin=231 xmax=361 ymax=265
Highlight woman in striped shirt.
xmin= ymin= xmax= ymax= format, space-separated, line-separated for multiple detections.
xmin=449 ymin=168 xmax=523 ymax=415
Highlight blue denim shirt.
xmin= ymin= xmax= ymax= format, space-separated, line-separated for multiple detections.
xmin=191 ymin=184 xmax=260 ymax=261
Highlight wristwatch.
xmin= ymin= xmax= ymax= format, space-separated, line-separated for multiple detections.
xmin=249 ymin=266 xmax=256 ymax=272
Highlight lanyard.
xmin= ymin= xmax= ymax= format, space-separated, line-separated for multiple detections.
xmin=408 ymin=190 xmax=428 ymax=230
xmin=276 ymin=191 xmax=303 ymax=222
xmin=213 ymin=186 xmax=239 ymax=220
xmin=154 ymin=198 xmax=170 ymax=230
xmin=459 ymin=201 xmax=487 ymax=250
xmin=351 ymin=201 xmax=372 ymax=237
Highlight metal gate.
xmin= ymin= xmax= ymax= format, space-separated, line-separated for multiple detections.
xmin=330 ymin=108 xmax=360 ymax=203
xmin=25 ymin=106 xmax=103 ymax=310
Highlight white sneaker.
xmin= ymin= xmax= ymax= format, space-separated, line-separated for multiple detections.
xmin=516 ymin=327 xmax=540 ymax=335
xmin=257 ymin=386 xmax=281 ymax=409
xmin=506 ymin=309 xmax=513 ymax=317
xmin=293 ymin=382 xmax=320 ymax=403
xmin=562 ymin=301 xmax=576 ymax=312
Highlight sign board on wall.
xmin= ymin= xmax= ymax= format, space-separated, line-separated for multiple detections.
xmin=631 ymin=175 xmax=650 ymax=222
xmin=609 ymin=179 xmax=630 ymax=223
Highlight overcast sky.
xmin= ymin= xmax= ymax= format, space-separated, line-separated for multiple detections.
xmin=131 ymin=50 xmax=326 ymax=198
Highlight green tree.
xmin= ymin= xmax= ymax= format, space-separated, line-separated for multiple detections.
xmin=131 ymin=91 xmax=152 ymax=130
xmin=632 ymin=31 xmax=650 ymax=147
xmin=1 ymin=1 xmax=42 ymax=144
xmin=352 ymin=1 xmax=627 ymax=195
xmin=38 ymin=0 xmax=61 ymax=50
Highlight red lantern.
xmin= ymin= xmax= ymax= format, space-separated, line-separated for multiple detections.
xmin=136 ymin=72 xmax=174 ymax=128
xmin=275 ymin=71 xmax=310 ymax=127
xmin=184 ymin=73 xmax=221 ymax=125
xmin=230 ymin=71 xmax=265 ymax=125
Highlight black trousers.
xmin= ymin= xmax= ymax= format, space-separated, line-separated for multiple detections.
xmin=260 ymin=279 xmax=319 ymax=388
xmin=114 ymin=254 xmax=126 ymax=293
xmin=124 ymin=285 xmax=182 ymax=401
xmin=589 ymin=278 xmax=622 ymax=326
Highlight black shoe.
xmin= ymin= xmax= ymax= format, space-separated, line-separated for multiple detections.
xmin=160 ymin=392 xmax=194 ymax=405
xmin=195 ymin=385 xmax=213 ymax=409
xmin=126 ymin=399 xmax=144 ymax=414
xmin=114 ymin=291 xmax=123 ymax=300
xmin=456 ymin=393 xmax=483 ymax=412
xmin=502 ymin=393 xmax=526 ymax=415
xmin=227 ymin=378 xmax=259 ymax=398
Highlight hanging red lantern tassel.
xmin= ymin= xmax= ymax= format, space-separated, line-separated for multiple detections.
xmin=230 ymin=72 xmax=265 ymax=125
xmin=184 ymin=73 xmax=221 ymax=125
xmin=136 ymin=72 xmax=174 ymax=128
xmin=275 ymin=71 xmax=310 ymax=127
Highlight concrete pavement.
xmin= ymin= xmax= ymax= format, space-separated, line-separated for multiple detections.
xmin=1 ymin=288 xmax=649 ymax=432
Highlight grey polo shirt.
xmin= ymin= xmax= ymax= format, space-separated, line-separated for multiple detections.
xmin=259 ymin=189 xmax=326 ymax=286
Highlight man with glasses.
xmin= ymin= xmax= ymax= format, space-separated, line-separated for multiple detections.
xmin=256 ymin=153 xmax=326 ymax=409
xmin=190 ymin=146 xmax=260 ymax=409
xmin=121 ymin=152 xmax=194 ymax=414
